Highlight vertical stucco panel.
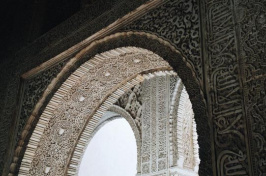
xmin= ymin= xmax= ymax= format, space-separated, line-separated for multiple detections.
xmin=234 ymin=0 xmax=266 ymax=175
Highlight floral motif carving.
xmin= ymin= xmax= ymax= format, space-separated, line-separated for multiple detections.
xmin=124 ymin=0 xmax=202 ymax=85
xmin=17 ymin=60 xmax=68 ymax=143
xmin=19 ymin=47 xmax=171 ymax=176
xmin=116 ymin=84 xmax=142 ymax=130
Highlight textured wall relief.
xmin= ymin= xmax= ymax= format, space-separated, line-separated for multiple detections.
xmin=116 ymin=84 xmax=142 ymax=131
xmin=181 ymin=90 xmax=195 ymax=169
xmin=138 ymin=74 xmax=199 ymax=175
xmin=0 ymin=59 xmax=69 ymax=174
xmin=140 ymin=79 xmax=151 ymax=174
xmin=19 ymin=48 xmax=170 ymax=176
xmin=203 ymin=0 xmax=251 ymax=175
xmin=124 ymin=0 xmax=202 ymax=85
xmin=17 ymin=60 xmax=68 ymax=144
xmin=235 ymin=0 xmax=266 ymax=175
xmin=116 ymin=73 xmax=199 ymax=176
xmin=140 ymin=75 xmax=170 ymax=174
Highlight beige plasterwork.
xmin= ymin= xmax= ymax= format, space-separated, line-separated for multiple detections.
xmin=11 ymin=31 xmax=194 ymax=176
xmin=18 ymin=47 xmax=171 ymax=176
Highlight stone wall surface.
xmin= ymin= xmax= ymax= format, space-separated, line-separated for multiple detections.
xmin=0 ymin=0 xmax=265 ymax=175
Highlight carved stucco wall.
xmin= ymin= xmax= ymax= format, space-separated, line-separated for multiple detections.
xmin=0 ymin=0 xmax=156 ymax=174
xmin=200 ymin=0 xmax=265 ymax=175
xmin=123 ymin=0 xmax=202 ymax=86
xmin=115 ymin=75 xmax=199 ymax=176
xmin=0 ymin=0 xmax=264 ymax=175
xmin=18 ymin=47 xmax=171 ymax=176
xmin=51 ymin=71 xmax=200 ymax=176
xmin=136 ymin=74 xmax=199 ymax=176
xmin=234 ymin=1 xmax=266 ymax=175
xmin=7 ymin=30 xmax=211 ymax=175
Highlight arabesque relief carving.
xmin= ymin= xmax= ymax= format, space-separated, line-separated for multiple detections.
xmin=202 ymin=0 xmax=251 ymax=175
xmin=116 ymin=84 xmax=142 ymax=131
xmin=124 ymin=0 xmax=202 ymax=86
xmin=19 ymin=47 xmax=171 ymax=175
xmin=235 ymin=0 xmax=266 ymax=175
xmin=2 ymin=0 xmax=264 ymax=175
xmin=76 ymin=72 xmax=199 ymax=176
xmin=17 ymin=60 xmax=68 ymax=144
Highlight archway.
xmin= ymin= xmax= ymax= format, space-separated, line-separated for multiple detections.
xmin=78 ymin=108 xmax=142 ymax=175
xmin=75 ymin=73 xmax=200 ymax=176
xmin=11 ymin=32 xmax=211 ymax=176
xmin=79 ymin=118 xmax=137 ymax=176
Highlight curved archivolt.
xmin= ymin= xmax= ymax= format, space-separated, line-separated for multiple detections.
xmin=19 ymin=47 xmax=171 ymax=175
xmin=19 ymin=46 xmax=199 ymax=176
xmin=73 ymin=72 xmax=200 ymax=176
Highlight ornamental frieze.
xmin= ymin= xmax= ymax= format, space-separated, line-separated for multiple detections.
xmin=202 ymin=0 xmax=252 ymax=175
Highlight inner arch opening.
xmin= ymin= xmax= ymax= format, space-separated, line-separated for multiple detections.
xmin=79 ymin=118 xmax=137 ymax=176
xmin=77 ymin=72 xmax=200 ymax=176
xmin=18 ymin=45 xmax=209 ymax=176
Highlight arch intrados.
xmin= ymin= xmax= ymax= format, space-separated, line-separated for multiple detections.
xmin=12 ymin=32 xmax=211 ymax=176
